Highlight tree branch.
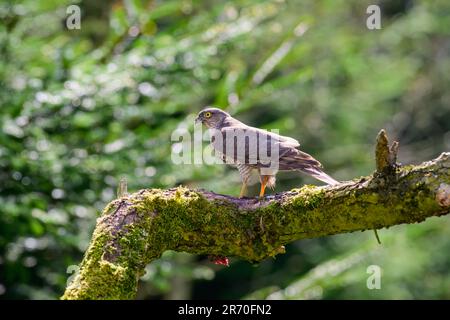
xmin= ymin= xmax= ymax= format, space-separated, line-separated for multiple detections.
xmin=62 ymin=132 xmax=450 ymax=300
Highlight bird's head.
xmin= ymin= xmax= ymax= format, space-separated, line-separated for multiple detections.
xmin=195 ymin=107 xmax=230 ymax=128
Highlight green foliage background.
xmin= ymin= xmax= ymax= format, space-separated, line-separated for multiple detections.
xmin=0 ymin=0 xmax=449 ymax=299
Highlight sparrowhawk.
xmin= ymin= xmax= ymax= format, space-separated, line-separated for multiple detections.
xmin=195 ymin=107 xmax=338 ymax=198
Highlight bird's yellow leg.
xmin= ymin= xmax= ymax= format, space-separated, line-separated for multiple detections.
xmin=239 ymin=182 xmax=247 ymax=198
xmin=259 ymin=176 xmax=269 ymax=199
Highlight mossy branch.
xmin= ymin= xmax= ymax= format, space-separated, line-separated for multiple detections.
xmin=62 ymin=132 xmax=450 ymax=300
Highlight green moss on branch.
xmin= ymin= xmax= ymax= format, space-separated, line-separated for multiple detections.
xmin=62 ymin=152 xmax=450 ymax=300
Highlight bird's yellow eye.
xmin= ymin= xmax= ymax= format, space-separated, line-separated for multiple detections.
xmin=204 ymin=112 xmax=212 ymax=118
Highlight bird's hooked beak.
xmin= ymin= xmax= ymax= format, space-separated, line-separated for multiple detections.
xmin=195 ymin=115 xmax=202 ymax=124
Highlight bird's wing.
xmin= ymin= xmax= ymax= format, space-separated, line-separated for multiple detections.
xmin=278 ymin=147 xmax=322 ymax=170
xmin=220 ymin=117 xmax=300 ymax=148
xmin=212 ymin=126 xmax=300 ymax=167
xmin=253 ymin=127 xmax=300 ymax=148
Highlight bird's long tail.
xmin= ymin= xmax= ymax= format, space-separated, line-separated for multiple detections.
xmin=279 ymin=150 xmax=339 ymax=185
xmin=301 ymin=167 xmax=339 ymax=185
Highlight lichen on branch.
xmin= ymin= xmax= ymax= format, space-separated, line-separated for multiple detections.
xmin=62 ymin=133 xmax=450 ymax=300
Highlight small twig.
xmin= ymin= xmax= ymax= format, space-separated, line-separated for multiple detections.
xmin=389 ymin=141 xmax=399 ymax=165
xmin=117 ymin=177 xmax=128 ymax=198
xmin=375 ymin=129 xmax=391 ymax=173
xmin=375 ymin=129 xmax=399 ymax=175
xmin=373 ymin=229 xmax=381 ymax=245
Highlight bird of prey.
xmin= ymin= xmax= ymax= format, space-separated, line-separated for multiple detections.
xmin=195 ymin=107 xmax=338 ymax=198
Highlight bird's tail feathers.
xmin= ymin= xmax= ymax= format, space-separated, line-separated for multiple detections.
xmin=300 ymin=167 xmax=339 ymax=185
